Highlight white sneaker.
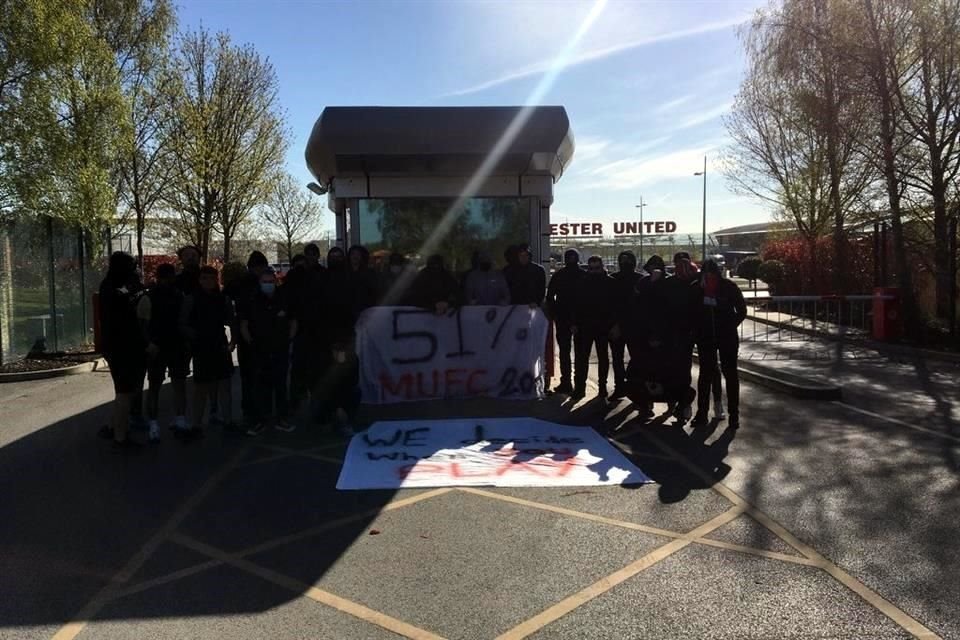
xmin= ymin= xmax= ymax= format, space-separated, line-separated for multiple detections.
xmin=274 ymin=420 xmax=296 ymax=433
xmin=714 ymin=400 xmax=726 ymax=420
xmin=148 ymin=420 xmax=160 ymax=442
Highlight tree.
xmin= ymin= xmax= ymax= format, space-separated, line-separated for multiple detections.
xmin=737 ymin=256 xmax=763 ymax=284
xmin=98 ymin=0 xmax=176 ymax=268
xmin=161 ymin=28 xmax=287 ymax=262
xmin=260 ymin=173 xmax=324 ymax=261
xmin=1 ymin=0 xmax=126 ymax=229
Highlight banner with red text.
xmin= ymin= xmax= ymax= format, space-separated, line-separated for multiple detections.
xmin=357 ymin=306 xmax=548 ymax=404
xmin=336 ymin=418 xmax=651 ymax=490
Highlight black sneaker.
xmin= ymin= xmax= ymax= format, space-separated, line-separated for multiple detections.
xmin=609 ymin=386 xmax=626 ymax=400
xmin=598 ymin=386 xmax=608 ymax=400
xmin=553 ymin=381 xmax=574 ymax=395
xmin=690 ymin=413 xmax=709 ymax=428
xmin=571 ymin=387 xmax=586 ymax=401
xmin=246 ymin=423 xmax=266 ymax=437
xmin=729 ymin=414 xmax=740 ymax=430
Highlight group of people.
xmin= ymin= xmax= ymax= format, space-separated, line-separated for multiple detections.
xmin=545 ymin=249 xmax=746 ymax=429
xmin=97 ymin=240 xmax=744 ymax=450
xmin=97 ymin=242 xmax=551 ymax=449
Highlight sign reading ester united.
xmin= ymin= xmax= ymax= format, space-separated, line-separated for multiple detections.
xmin=549 ymin=221 xmax=678 ymax=237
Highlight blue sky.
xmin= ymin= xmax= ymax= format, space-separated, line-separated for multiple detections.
xmin=177 ymin=0 xmax=770 ymax=236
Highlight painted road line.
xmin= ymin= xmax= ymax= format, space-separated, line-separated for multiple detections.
xmin=173 ymin=534 xmax=446 ymax=640
xmin=118 ymin=488 xmax=455 ymax=600
xmin=242 ymin=442 xmax=346 ymax=467
xmin=693 ymin=537 xmax=818 ymax=567
xmin=642 ymin=431 xmax=943 ymax=640
xmin=51 ymin=446 xmax=250 ymax=640
xmin=495 ymin=506 xmax=744 ymax=640
xmin=833 ymin=401 xmax=960 ymax=445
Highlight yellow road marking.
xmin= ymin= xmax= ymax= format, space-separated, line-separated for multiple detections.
xmin=173 ymin=534 xmax=446 ymax=640
xmin=833 ymin=401 xmax=960 ymax=445
xmin=693 ymin=536 xmax=816 ymax=566
xmin=51 ymin=447 xmax=249 ymax=640
xmin=242 ymin=442 xmax=346 ymax=467
xmin=643 ymin=431 xmax=942 ymax=640
xmin=495 ymin=507 xmax=743 ymax=640
xmin=119 ymin=488 xmax=453 ymax=598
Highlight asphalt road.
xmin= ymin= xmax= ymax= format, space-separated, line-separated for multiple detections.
xmin=0 ymin=349 xmax=957 ymax=640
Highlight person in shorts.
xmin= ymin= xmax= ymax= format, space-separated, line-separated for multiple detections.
xmin=137 ymin=263 xmax=189 ymax=441
xmin=98 ymin=252 xmax=147 ymax=450
xmin=179 ymin=266 xmax=236 ymax=438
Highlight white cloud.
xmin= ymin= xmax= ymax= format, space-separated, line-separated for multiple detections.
xmin=573 ymin=135 xmax=612 ymax=162
xmin=444 ymin=15 xmax=751 ymax=97
xmin=654 ymin=95 xmax=695 ymax=115
xmin=674 ymin=101 xmax=733 ymax=131
xmin=584 ymin=144 xmax=722 ymax=190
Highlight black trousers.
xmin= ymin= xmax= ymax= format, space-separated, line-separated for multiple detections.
xmin=575 ymin=329 xmax=609 ymax=390
xmin=289 ymin=336 xmax=331 ymax=417
xmin=555 ymin=320 xmax=574 ymax=385
xmin=610 ymin=336 xmax=631 ymax=388
xmin=697 ymin=335 xmax=740 ymax=417
xmin=255 ymin=347 xmax=289 ymax=421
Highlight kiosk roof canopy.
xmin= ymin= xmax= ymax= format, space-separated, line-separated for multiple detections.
xmin=305 ymin=106 xmax=574 ymax=185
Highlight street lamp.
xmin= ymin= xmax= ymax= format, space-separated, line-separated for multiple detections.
xmin=693 ymin=156 xmax=707 ymax=262
xmin=635 ymin=198 xmax=647 ymax=266
xmin=307 ymin=181 xmax=327 ymax=196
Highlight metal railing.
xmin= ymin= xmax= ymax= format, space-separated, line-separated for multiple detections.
xmin=739 ymin=294 xmax=889 ymax=343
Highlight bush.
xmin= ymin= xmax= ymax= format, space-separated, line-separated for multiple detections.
xmin=736 ymin=256 xmax=762 ymax=282
xmin=761 ymin=235 xmax=875 ymax=295
xmin=757 ymin=259 xmax=786 ymax=293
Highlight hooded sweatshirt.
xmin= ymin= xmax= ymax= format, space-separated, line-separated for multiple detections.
xmin=464 ymin=265 xmax=510 ymax=306
xmin=544 ymin=251 xmax=585 ymax=323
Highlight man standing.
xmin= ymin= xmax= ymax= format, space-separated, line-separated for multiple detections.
xmin=504 ymin=244 xmax=546 ymax=308
xmin=543 ymin=249 xmax=584 ymax=394
xmin=694 ymin=259 xmax=747 ymax=429
xmin=464 ymin=250 xmax=510 ymax=306
xmin=571 ymin=256 xmax=617 ymax=400
xmin=138 ymin=263 xmax=189 ymax=441
xmin=411 ymin=254 xmax=460 ymax=315
xmin=234 ymin=251 xmax=269 ymax=425
xmin=174 ymin=245 xmax=202 ymax=297
xmin=609 ymin=251 xmax=641 ymax=399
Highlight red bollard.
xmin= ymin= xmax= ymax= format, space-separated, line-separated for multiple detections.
xmin=872 ymin=287 xmax=901 ymax=341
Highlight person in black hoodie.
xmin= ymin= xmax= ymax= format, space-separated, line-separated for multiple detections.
xmin=179 ymin=266 xmax=236 ymax=438
xmin=174 ymin=245 xmax=202 ymax=297
xmin=571 ymin=255 xmax=617 ymax=400
xmin=99 ymin=251 xmax=147 ymax=449
xmin=241 ymin=268 xmax=297 ymax=436
xmin=137 ymin=263 xmax=188 ymax=442
xmin=347 ymin=245 xmax=378 ymax=318
xmin=230 ymin=251 xmax=269 ymax=424
xmin=609 ymin=251 xmax=641 ymax=399
xmin=378 ymin=252 xmax=415 ymax=305
xmin=504 ymin=243 xmax=546 ymax=307
xmin=544 ymin=248 xmax=584 ymax=394
xmin=693 ymin=259 xmax=747 ymax=429
xmin=661 ymin=254 xmax=702 ymax=424
xmin=411 ymin=254 xmax=460 ymax=315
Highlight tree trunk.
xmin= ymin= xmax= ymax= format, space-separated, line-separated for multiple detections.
xmin=223 ymin=230 xmax=231 ymax=263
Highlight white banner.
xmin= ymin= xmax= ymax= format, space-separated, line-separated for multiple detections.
xmin=336 ymin=418 xmax=651 ymax=490
xmin=356 ymin=306 xmax=549 ymax=404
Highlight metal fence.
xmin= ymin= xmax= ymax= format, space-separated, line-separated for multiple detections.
xmin=0 ymin=216 xmax=105 ymax=364
xmin=740 ymin=294 xmax=884 ymax=343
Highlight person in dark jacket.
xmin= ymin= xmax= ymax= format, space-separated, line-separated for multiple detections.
xmin=241 ymin=268 xmax=297 ymax=436
xmin=378 ymin=252 xmax=416 ymax=305
xmin=571 ymin=255 xmax=617 ymax=400
xmin=180 ymin=266 xmax=235 ymax=438
xmin=231 ymin=251 xmax=269 ymax=424
xmin=174 ymin=245 xmax=202 ymax=297
xmin=544 ymin=249 xmax=584 ymax=394
xmin=348 ymin=245 xmax=378 ymax=318
xmin=99 ymin=252 xmax=147 ymax=449
xmin=504 ymin=243 xmax=546 ymax=307
xmin=464 ymin=250 xmax=510 ymax=306
xmin=693 ymin=259 xmax=747 ymax=429
xmin=411 ymin=254 xmax=460 ymax=314
xmin=137 ymin=263 xmax=188 ymax=441
xmin=661 ymin=255 xmax=702 ymax=424
xmin=304 ymin=243 xmax=326 ymax=275
xmin=609 ymin=251 xmax=642 ymax=399
xmin=623 ymin=255 xmax=669 ymax=418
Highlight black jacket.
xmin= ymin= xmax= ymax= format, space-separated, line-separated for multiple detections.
xmin=145 ymin=284 xmax=184 ymax=348
xmin=99 ymin=278 xmax=145 ymax=356
xmin=662 ymin=275 xmax=701 ymax=344
xmin=697 ymin=277 xmax=747 ymax=343
xmin=572 ymin=272 xmax=618 ymax=333
xmin=246 ymin=290 xmax=292 ymax=354
xmin=411 ymin=266 xmax=460 ymax=310
xmin=611 ymin=269 xmax=642 ymax=328
xmin=505 ymin=262 xmax=546 ymax=306
xmin=180 ymin=290 xmax=233 ymax=353
xmin=544 ymin=265 xmax=585 ymax=323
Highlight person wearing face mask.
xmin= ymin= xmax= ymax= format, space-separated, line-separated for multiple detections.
xmin=378 ymin=252 xmax=415 ymax=305
xmin=98 ymin=252 xmax=147 ymax=449
xmin=179 ymin=266 xmax=236 ymax=438
xmin=504 ymin=243 xmax=546 ymax=308
xmin=543 ymin=248 xmax=584 ymax=394
xmin=570 ymin=255 xmax=617 ymax=400
xmin=693 ymin=259 xmax=746 ymax=429
xmin=412 ymin=254 xmax=460 ymax=315
xmin=608 ymin=251 xmax=641 ymax=400
xmin=463 ymin=249 xmax=510 ymax=306
xmin=240 ymin=268 xmax=297 ymax=436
